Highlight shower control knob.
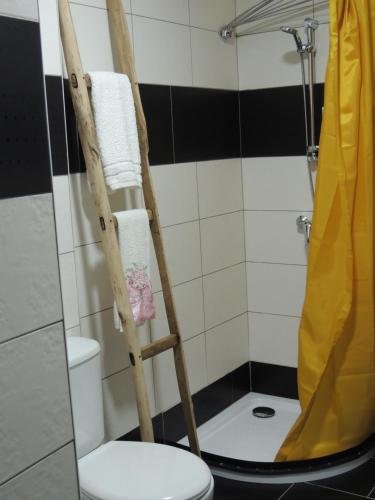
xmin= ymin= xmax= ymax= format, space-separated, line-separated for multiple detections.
xmin=297 ymin=215 xmax=312 ymax=244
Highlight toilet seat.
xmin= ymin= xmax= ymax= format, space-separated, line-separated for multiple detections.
xmin=79 ymin=441 xmax=213 ymax=500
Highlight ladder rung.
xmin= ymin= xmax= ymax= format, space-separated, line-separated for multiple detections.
xmin=112 ymin=210 xmax=153 ymax=229
xmin=141 ymin=334 xmax=178 ymax=360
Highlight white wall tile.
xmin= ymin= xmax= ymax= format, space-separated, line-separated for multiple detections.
xmin=39 ymin=0 xmax=62 ymax=76
xmin=0 ymin=194 xmax=62 ymax=343
xmin=242 ymin=157 xmax=313 ymax=211
xmin=197 ymin=159 xmax=243 ymax=218
xmin=247 ymin=262 xmax=307 ymax=317
xmin=74 ymin=242 xmax=113 ymax=317
xmin=52 ymin=175 xmax=74 ymax=254
xmin=163 ymin=221 xmax=202 ymax=286
xmin=102 ymin=359 xmax=156 ymax=439
xmin=70 ymin=3 xmax=115 ymax=72
xmin=151 ymin=278 xmax=204 ymax=342
xmin=0 ymin=443 xmax=79 ymax=500
xmin=69 ymin=172 xmax=143 ymax=247
xmin=0 ymin=323 xmax=73 ymax=484
xmin=245 ymin=210 xmax=310 ymax=265
xmin=80 ymin=308 xmax=130 ymax=378
xmin=203 ymin=263 xmax=247 ymax=329
xmin=0 ymin=0 xmax=38 ymax=20
xmin=315 ymin=21 xmax=329 ymax=83
xmin=189 ymin=0 xmax=235 ymax=31
xmin=314 ymin=0 xmax=330 ymax=24
xmin=201 ymin=211 xmax=245 ymax=274
xmin=191 ymin=28 xmax=238 ymax=90
xmin=151 ymin=163 xmax=199 ymax=227
xmin=238 ymin=28 xmax=304 ymax=90
xmin=150 ymin=243 xmax=162 ymax=293
xmin=206 ymin=313 xmax=248 ymax=383
xmin=66 ymin=325 xmax=81 ymax=337
xmin=133 ymin=16 xmax=192 ymax=86
xmin=249 ymin=312 xmax=299 ymax=367
xmin=59 ymin=252 xmax=80 ymax=330
xmin=132 ymin=0 xmax=189 ymax=24
xmin=153 ymin=333 xmax=207 ymax=411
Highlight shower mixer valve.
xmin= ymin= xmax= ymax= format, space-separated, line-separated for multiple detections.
xmin=297 ymin=215 xmax=312 ymax=244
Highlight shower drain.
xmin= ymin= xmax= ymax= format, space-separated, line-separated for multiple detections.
xmin=252 ymin=406 xmax=276 ymax=418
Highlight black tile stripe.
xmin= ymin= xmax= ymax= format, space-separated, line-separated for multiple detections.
xmin=0 ymin=16 xmax=51 ymax=199
xmin=139 ymin=83 xmax=174 ymax=166
xmin=63 ymin=81 xmax=242 ymax=169
xmin=240 ymin=83 xmax=324 ymax=158
xmin=45 ymin=76 xmax=68 ymax=176
xmin=251 ymin=361 xmax=298 ymax=399
xmin=171 ymin=86 xmax=241 ymax=163
xmin=119 ymin=362 xmax=250 ymax=444
xmin=63 ymin=80 xmax=82 ymax=174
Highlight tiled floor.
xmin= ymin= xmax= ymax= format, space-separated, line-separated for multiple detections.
xmin=214 ymin=457 xmax=375 ymax=499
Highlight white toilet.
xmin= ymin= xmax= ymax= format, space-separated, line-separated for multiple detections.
xmin=67 ymin=337 xmax=214 ymax=500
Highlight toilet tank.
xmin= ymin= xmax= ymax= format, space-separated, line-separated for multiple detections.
xmin=67 ymin=337 xmax=104 ymax=459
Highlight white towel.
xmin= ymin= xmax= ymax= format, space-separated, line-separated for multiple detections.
xmin=113 ymin=209 xmax=155 ymax=330
xmin=89 ymin=71 xmax=142 ymax=191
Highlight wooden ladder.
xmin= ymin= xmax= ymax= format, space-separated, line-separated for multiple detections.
xmin=58 ymin=0 xmax=200 ymax=456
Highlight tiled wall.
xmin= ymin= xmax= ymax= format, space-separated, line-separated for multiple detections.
xmin=43 ymin=0 xmax=250 ymax=441
xmin=237 ymin=0 xmax=330 ymax=370
xmin=0 ymin=3 xmax=79 ymax=498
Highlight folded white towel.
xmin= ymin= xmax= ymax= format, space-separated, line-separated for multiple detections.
xmin=113 ymin=209 xmax=155 ymax=330
xmin=89 ymin=71 xmax=142 ymax=191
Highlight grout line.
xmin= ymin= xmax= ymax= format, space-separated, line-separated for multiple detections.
xmin=69 ymin=1 xmax=224 ymax=35
xmin=0 ymin=319 xmax=64 ymax=347
xmin=305 ymin=482 xmax=370 ymax=498
xmin=152 ymin=260 xmax=246 ymax=295
xmin=102 ymin=365 xmax=130 ymax=381
xmin=277 ymin=483 xmax=295 ymax=500
xmin=0 ymin=440 xmax=75 ymax=488
xmin=244 ymin=209 xmax=313 ymax=213
xmin=80 ymin=305 xmax=114 ymax=320
xmin=249 ymin=310 xmax=301 ymax=319
xmin=204 ymin=311 xmax=248 ymax=334
xmin=247 ymin=260 xmax=307 ymax=267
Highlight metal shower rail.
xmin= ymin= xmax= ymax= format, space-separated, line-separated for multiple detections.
xmin=220 ymin=0 xmax=328 ymax=39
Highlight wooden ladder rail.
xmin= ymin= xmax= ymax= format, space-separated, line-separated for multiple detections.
xmin=58 ymin=0 xmax=200 ymax=456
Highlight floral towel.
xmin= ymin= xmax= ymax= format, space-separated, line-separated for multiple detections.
xmin=113 ymin=210 xmax=155 ymax=330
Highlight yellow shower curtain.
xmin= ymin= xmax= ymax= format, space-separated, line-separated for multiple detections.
xmin=276 ymin=0 xmax=375 ymax=461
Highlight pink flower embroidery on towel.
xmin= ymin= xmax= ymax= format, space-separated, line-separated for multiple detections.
xmin=127 ymin=263 xmax=155 ymax=326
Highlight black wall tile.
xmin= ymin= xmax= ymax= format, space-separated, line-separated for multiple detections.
xmin=240 ymin=85 xmax=307 ymax=157
xmin=45 ymin=76 xmax=68 ymax=176
xmin=139 ymin=84 xmax=174 ymax=166
xmin=251 ymin=362 xmax=298 ymax=399
xmin=63 ymin=80 xmax=84 ymax=174
xmin=314 ymin=83 xmax=324 ymax=143
xmin=0 ymin=16 xmax=51 ymax=199
xmin=172 ymin=86 xmax=240 ymax=163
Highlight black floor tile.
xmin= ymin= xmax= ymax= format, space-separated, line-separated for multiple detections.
xmin=213 ymin=476 xmax=291 ymax=500
xmin=312 ymin=458 xmax=375 ymax=497
xmin=283 ymin=483 xmax=367 ymax=499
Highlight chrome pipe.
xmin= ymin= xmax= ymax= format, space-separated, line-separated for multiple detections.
xmin=305 ymin=19 xmax=317 ymax=157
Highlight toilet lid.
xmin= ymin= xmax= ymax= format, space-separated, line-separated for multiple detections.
xmin=79 ymin=441 xmax=212 ymax=500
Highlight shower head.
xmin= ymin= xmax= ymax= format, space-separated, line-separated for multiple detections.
xmin=280 ymin=25 xmax=303 ymax=52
